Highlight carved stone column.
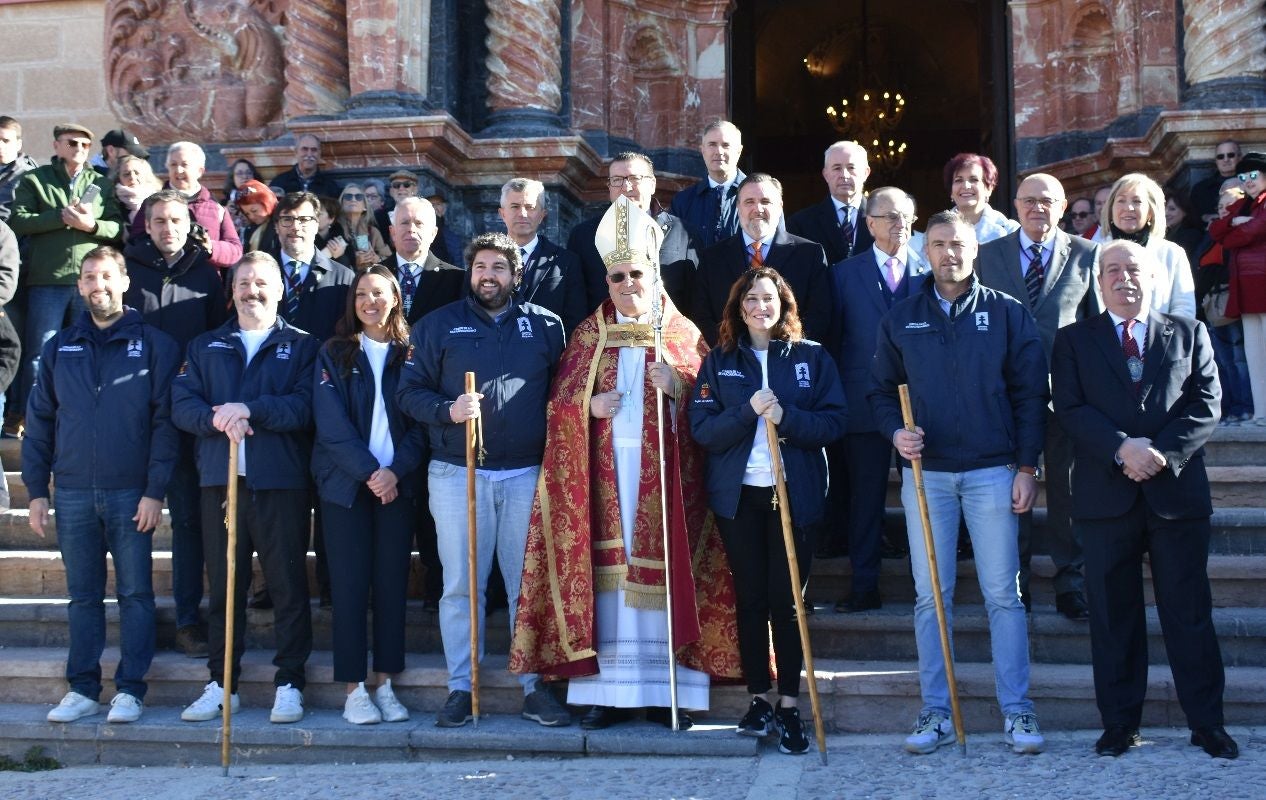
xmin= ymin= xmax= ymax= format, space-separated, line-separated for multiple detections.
xmin=283 ymin=0 xmax=351 ymax=120
xmin=345 ymin=0 xmax=432 ymax=116
xmin=482 ymin=0 xmax=566 ymax=135
xmin=1181 ymin=2 xmax=1266 ymax=108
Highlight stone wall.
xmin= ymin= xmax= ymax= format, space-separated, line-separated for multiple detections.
xmin=0 ymin=0 xmax=114 ymax=163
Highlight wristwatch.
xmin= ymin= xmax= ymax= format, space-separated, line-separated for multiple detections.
xmin=1015 ymin=465 xmax=1042 ymax=479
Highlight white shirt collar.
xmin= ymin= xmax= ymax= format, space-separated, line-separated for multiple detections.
xmin=518 ymin=236 xmax=540 ymax=261
xmin=395 ymin=253 xmax=424 ymax=273
xmin=1107 ymin=309 xmax=1148 ymax=329
xmin=872 ymin=245 xmax=907 ymax=271
xmin=1018 ymin=229 xmax=1053 ymax=253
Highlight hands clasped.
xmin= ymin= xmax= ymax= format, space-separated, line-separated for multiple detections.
xmin=1117 ymin=437 xmax=1167 ymax=482
xmin=749 ymin=388 xmax=784 ymax=425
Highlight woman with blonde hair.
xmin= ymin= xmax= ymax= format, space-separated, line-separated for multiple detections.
xmin=334 ymin=183 xmax=392 ymax=269
xmin=1092 ymin=173 xmax=1196 ymax=317
xmin=112 ymin=155 xmax=162 ymax=235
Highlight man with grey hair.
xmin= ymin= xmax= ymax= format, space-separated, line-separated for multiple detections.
xmin=498 ymin=177 xmax=586 ymax=331
xmin=383 ymin=195 xmax=464 ymax=326
xmin=127 ymin=141 xmax=242 ymax=271
xmin=670 ymin=120 xmax=746 ymax=249
xmin=271 ymin=133 xmax=340 ymax=198
xmin=788 ymin=141 xmax=875 ymax=264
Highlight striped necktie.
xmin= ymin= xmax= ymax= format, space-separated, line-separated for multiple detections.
xmin=285 ymin=260 xmax=303 ymax=320
xmin=1024 ymin=243 xmax=1045 ymax=305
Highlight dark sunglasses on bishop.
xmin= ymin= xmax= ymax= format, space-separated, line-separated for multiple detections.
xmin=607 ymin=269 xmax=645 ymax=283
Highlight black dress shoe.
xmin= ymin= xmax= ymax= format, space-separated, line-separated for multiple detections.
xmin=1055 ymin=591 xmax=1090 ymax=621
xmin=1191 ymin=726 xmax=1239 ymax=759
xmin=646 ymin=706 xmax=693 ymax=730
xmin=834 ymin=589 xmax=882 ymax=613
xmin=580 ymin=705 xmax=631 ymax=730
xmin=1094 ymin=725 xmax=1141 ymax=756
xmin=879 ymin=537 xmax=909 ymax=559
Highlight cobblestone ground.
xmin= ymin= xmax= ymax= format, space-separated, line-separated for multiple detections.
xmin=0 ymin=728 xmax=1259 ymax=799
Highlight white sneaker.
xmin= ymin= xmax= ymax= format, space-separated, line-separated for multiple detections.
xmin=374 ymin=679 xmax=410 ymax=723
xmin=181 ymin=681 xmax=240 ymax=722
xmin=343 ymin=683 xmax=382 ymax=725
xmin=107 ymin=693 xmax=143 ymax=723
xmin=904 ymin=711 xmax=955 ymax=754
xmin=271 ymin=683 xmax=304 ymax=723
xmin=1005 ymin=711 xmax=1045 ymax=754
xmin=47 ymin=691 xmax=100 ymax=723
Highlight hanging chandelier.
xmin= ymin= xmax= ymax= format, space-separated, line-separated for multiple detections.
xmin=814 ymin=1 xmax=909 ymax=171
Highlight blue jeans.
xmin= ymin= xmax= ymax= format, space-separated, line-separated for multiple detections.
xmin=166 ymin=435 xmax=204 ymax=628
xmin=901 ymin=465 xmax=1033 ymax=718
xmin=1209 ymin=321 xmax=1252 ymax=417
xmin=428 ymin=460 xmax=539 ymax=693
xmin=21 ymin=285 xmax=85 ymax=415
xmin=55 ymin=487 xmax=156 ymax=701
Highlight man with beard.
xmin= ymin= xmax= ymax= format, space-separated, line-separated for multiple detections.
xmin=25 ymin=246 xmax=180 ymax=724
xmin=397 ymin=232 xmax=570 ymax=728
xmin=123 ymin=190 xmax=228 ymax=658
xmin=270 ymin=134 xmax=341 ymax=199
xmin=173 ymin=252 xmax=319 ymax=725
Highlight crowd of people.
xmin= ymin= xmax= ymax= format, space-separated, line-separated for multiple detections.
xmin=0 ymin=114 xmax=1253 ymax=761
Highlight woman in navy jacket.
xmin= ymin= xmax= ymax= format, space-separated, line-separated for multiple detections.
xmin=689 ymin=267 xmax=846 ymax=754
xmin=313 ymin=264 xmax=426 ymax=725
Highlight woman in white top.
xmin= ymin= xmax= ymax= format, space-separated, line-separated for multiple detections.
xmin=312 ymin=265 xmax=426 ymax=725
xmin=910 ymin=153 xmax=1019 ymax=255
xmin=1092 ymin=173 xmax=1197 ymax=318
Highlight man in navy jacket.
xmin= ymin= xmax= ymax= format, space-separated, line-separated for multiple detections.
xmin=869 ymin=210 xmax=1049 ymax=756
xmin=25 ymin=245 xmax=179 ymax=724
xmin=172 ymin=251 xmax=319 ymax=726
xmin=397 ymin=232 xmax=570 ymax=729
xmin=669 ymin=120 xmax=746 ymax=249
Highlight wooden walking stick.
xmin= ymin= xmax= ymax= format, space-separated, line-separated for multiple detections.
xmin=465 ymin=371 xmax=480 ymax=726
xmin=221 ymin=440 xmax=239 ymax=775
xmin=898 ymin=384 xmax=967 ymax=756
xmin=764 ymin=417 xmax=829 ymax=765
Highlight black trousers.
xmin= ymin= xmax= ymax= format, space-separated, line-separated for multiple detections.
xmin=410 ymin=479 xmax=442 ymax=602
xmin=715 ymin=485 xmax=813 ymax=697
xmin=322 ymin=488 xmax=413 ymax=683
xmin=202 ymin=483 xmax=312 ymax=692
xmin=842 ymin=431 xmax=895 ymax=594
xmin=1079 ymin=495 xmax=1225 ymax=730
xmin=1019 ymin=409 xmax=1084 ymax=597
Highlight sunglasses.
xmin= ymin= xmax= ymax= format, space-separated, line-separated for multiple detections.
xmin=1070 ymin=211 xmax=1092 ymax=219
xmin=1239 ymin=171 xmax=1260 ymax=183
xmin=1215 ymin=153 xmax=1239 ymax=161
xmin=342 ymin=193 xmax=365 ymax=201
xmin=607 ymin=269 xmax=645 ymax=283
xmin=390 ymin=181 xmax=416 ymax=189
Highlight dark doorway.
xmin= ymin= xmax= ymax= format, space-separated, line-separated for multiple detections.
xmin=730 ymin=0 xmax=1013 ymax=225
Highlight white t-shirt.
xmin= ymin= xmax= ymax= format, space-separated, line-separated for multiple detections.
xmin=235 ymin=328 xmax=271 ymax=476
xmin=362 ymin=337 xmax=394 ymax=468
xmin=743 ymin=348 xmax=774 ymax=487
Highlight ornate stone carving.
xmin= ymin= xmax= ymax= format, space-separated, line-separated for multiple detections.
xmin=486 ymin=0 xmax=562 ymax=113
xmin=106 ymin=0 xmax=286 ymax=142
xmin=283 ymin=0 xmax=351 ymax=119
xmin=1183 ymin=1 xmax=1266 ymax=85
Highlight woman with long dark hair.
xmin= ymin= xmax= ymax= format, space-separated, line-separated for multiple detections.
xmin=313 ymin=264 xmax=425 ymax=724
xmin=689 ymin=267 xmax=846 ymax=754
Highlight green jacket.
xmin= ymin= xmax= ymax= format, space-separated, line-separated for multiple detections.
xmin=9 ymin=162 xmax=123 ymax=285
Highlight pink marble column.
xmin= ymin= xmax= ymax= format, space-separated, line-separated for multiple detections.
xmin=283 ymin=0 xmax=351 ymax=119
xmin=345 ymin=0 xmax=430 ymax=115
xmin=1183 ymin=1 xmax=1266 ymax=85
xmin=486 ymin=0 xmax=563 ymax=113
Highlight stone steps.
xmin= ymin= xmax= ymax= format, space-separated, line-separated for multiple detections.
xmin=0 ymin=648 xmax=1262 ymax=737
xmin=5 ymin=595 xmax=1265 ymax=668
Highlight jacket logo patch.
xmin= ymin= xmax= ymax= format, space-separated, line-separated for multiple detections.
xmin=795 ymin=362 xmax=811 ymax=387
xmin=276 ymin=342 xmax=291 ymax=360
xmin=208 ymin=341 xmax=233 ymax=349
xmin=449 ymin=326 xmax=477 ymax=335
xmin=58 ymin=344 xmax=85 ymax=352
xmin=904 ymin=321 xmax=930 ymax=330
xmin=127 ymin=339 xmax=143 ymax=358
xmin=717 ymin=369 xmax=745 ymax=378
xmin=320 ymin=367 xmax=331 ymax=385
xmin=404 ymin=344 xmax=415 ymax=365
xmin=177 ymin=360 xmax=188 ymax=377
xmin=697 ymin=382 xmax=712 ymax=401
xmin=518 ymin=317 xmax=533 ymax=338
xmin=974 ymin=312 xmax=989 ymax=331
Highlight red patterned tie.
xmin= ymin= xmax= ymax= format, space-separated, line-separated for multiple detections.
xmin=1122 ymin=319 xmax=1142 ymax=395
xmin=750 ymin=239 xmax=763 ymax=268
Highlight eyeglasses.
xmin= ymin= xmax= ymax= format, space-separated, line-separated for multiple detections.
xmin=341 ymin=193 xmax=365 ymax=201
xmin=607 ymin=175 xmax=653 ymax=188
xmin=606 ymin=269 xmax=645 ymax=283
xmin=277 ymin=215 xmax=318 ymax=227
xmin=1017 ymin=196 xmax=1062 ymax=210
xmin=390 ymin=181 xmax=416 ymax=190
xmin=1070 ymin=211 xmax=1092 ymax=219
xmin=1216 ymin=153 xmax=1240 ymax=161
xmin=1239 ymin=171 xmax=1260 ymax=183
xmin=867 ymin=212 xmax=916 ymax=225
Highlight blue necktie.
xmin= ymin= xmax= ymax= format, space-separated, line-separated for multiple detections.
xmin=285 ymin=261 xmax=303 ymax=320
xmin=399 ymin=265 xmax=416 ymax=316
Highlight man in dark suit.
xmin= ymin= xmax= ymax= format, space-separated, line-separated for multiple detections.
xmin=567 ymin=152 xmax=698 ymax=316
xmin=498 ymin=177 xmax=587 ymax=332
xmin=383 ymin=196 xmax=465 ymax=327
xmin=977 ymin=173 xmax=1099 ymax=620
xmin=693 ymin=173 xmax=830 ymax=346
xmin=1051 ymin=239 xmax=1235 ymax=760
xmin=669 ymin=120 xmax=745 ymax=249
xmin=826 ymin=187 xmax=928 ymax=610
xmin=269 ymin=134 xmax=341 ymax=199
xmin=787 ymin=141 xmax=875 ymax=265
